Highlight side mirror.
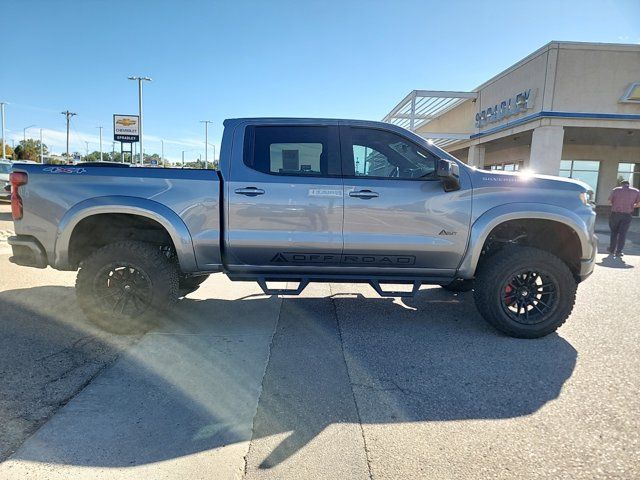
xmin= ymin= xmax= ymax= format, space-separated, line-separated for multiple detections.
xmin=436 ymin=159 xmax=460 ymax=192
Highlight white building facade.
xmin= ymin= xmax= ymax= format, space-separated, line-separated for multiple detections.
xmin=384 ymin=41 xmax=640 ymax=213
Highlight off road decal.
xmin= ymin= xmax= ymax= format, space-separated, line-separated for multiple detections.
xmin=270 ymin=253 xmax=415 ymax=266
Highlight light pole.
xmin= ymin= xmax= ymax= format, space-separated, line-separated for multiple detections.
xmin=128 ymin=76 xmax=152 ymax=164
xmin=23 ymin=124 xmax=36 ymax=142
xmin=212 ymin=144 xmax=216 ymax=167
xmin=181 ymin=150 xmax=185 ymax=168
xmin=97 ymin=126 xmax=103 ymax=161
xmin=39 ymin=128 xmax=43 ymax=163
xmin=161 ymin=139 xmax=164 ymax=166
xmin=85 ymin=141 xmax=89 ymax=160
xmin=200 ymin=120 xmax=212 ymax=169
xmin=1 ymin=102 xmax=6 ymax=160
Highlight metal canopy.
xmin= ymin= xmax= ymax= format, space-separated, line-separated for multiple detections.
xmin=382 ymin=90 xmax=477 ymax=148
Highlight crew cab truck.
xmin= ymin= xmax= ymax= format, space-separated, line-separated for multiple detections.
xmin=8 ymin=118 xmax=597 ymax=338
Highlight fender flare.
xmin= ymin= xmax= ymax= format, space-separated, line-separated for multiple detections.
xmin=54 ymin=196 xmax=197 ymax=271
xmin=457 ymin=203 xmax=593 ymax=278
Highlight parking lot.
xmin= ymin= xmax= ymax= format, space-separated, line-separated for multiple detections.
xmin=0 ymin=202 xmax=639 ymax=479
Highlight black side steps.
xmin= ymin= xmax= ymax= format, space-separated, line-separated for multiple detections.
xmin=256 ymin=276 xmax=422 ymax=298
xmin=369 ymin=280 xmax=422 ymax=298
xmin=257 ymin=278 xmax=310 ymax=296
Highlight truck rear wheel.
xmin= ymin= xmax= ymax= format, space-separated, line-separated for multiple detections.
xmin=473 ymin=246 xmax=577 ymax=338
xmin=76 ymin=241 xmax=179 ymax=333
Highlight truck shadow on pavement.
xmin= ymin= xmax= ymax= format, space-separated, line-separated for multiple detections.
xmin=0 ymin=285 xmax=577 ymax=470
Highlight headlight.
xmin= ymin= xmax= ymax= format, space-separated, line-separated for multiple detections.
xmin=579 ymin=192 xmax=588 ymax=205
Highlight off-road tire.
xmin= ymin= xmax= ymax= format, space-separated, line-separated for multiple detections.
xmin=179 ymin=274 xmax=210 ymax=296
xmin=76 ymin=241 xmax=179 ymax=334
xmin=473 ymin=246 xmax=577 ymax=338
xmin=441 ymin=279 xmax=474 ymax=292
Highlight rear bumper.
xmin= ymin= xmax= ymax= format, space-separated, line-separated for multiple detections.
xmin=578 ymin=233 xmax=598 ymax=281
xmin=8 ymin=235 xmax=48 ymax=268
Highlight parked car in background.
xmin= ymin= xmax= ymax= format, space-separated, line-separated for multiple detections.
xmin=0 ymin=160 xmax=12 ymax=201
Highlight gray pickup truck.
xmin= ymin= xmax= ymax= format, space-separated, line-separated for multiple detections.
xmin=8 ymin=118 xmax=597 ymax=338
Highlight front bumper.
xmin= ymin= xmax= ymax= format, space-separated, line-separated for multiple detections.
xmin=8 ymin=235 xmax=48 ymax=268
xmin=578 ymin=233 xmax=598 ymax=281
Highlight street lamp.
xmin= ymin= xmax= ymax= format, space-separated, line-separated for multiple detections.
xmin=23 ymin=124 xmax=36 ymax=142
xmin=128 ymin=76 xmax=152 ymax=164
xmin=1 ymin=102 xmax=7 ymax=160
xmin=97 ymin=126 xmax=103 ymax=161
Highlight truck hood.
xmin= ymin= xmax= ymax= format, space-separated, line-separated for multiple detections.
xmin=470 ymin=168 xmax=591 ymax=194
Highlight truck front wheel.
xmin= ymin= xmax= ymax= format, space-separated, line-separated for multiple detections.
xmin=473 ymin=246 xmax=577 ymax=338
xmin=76 ymin=241 xmax=179 ymax=333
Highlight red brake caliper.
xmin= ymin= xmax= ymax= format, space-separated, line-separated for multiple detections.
xmin=504 ymin=284 xmax=514 ymax=305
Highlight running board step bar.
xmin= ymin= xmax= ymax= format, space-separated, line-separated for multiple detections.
xmin=257 ymin=278 xmax=310 ymax=296
xmin=369 ymin=280 xmax=422 ymax=298
xmin=248 ymin=275 xmax=450 ymax=298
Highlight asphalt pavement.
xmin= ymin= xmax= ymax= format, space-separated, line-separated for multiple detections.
xmin=0 ymin=202 xmax=639 ymax=479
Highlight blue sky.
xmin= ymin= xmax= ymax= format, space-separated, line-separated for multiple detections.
xmin=2 ymin=0 xmax=639 ymax=162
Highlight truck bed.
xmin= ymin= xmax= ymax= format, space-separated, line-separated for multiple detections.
xmin=11 ymin=164 xmax=222 ymax=271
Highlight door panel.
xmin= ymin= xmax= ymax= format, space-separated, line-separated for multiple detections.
xmin=226 ymin=125 xmax=344 ymax=268
xmin=341 ymin=126 xmax=472 ymax=272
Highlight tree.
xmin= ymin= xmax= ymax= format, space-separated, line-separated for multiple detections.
xmin=14 ymin=138 xmax=48 ymax=161
xmin=0 ymin=140 xmax=13 ymax=159
xmin=143 ymin=153 xmax=162 ymax=165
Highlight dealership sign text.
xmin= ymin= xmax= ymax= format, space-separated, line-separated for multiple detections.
xmin=475 ymin=89 xmax=536 ymax=128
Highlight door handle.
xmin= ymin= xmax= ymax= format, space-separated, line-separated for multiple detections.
xmin=349 ymin=189 xmax=379 ymax=199
xmin=235 ymin=187 xmax=265 ymax=196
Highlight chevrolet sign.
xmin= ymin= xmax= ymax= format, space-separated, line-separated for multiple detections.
xmin=113 ymin=114 xmax=139 ymax=143
xmin=475 ymin=89 xmax=536 ymax=128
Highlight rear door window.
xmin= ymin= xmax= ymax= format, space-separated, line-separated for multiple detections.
xmin=244 ymin=125 xmax=340 ymax=177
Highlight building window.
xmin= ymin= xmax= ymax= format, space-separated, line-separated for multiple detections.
xmin=489 ymin=162 xmax=521 ymax=171
xmin=617 ymin=162 xmax=640 ymax=188
xmin=559 ymin=160 xmax=600 ymax=197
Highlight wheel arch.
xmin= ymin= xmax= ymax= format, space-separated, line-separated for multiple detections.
xmin=457 ymin=203 xmax=593 ymax=279
xmin=55 ymin=196 xmax=197 ymax=271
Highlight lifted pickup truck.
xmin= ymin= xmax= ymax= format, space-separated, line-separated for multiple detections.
xmin=8 ymin=118 xmax=597 ymax=338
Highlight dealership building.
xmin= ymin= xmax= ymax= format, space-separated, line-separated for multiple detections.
xmin=384 ymin=41 xmax=640 ymax=212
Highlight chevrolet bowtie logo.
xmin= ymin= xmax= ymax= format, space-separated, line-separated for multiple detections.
xmin=116 ymin=118 xmax=137 ymax=127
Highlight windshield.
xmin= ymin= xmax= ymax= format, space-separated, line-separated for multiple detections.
xmin=0 ymin=163 xmax=12 ymax=174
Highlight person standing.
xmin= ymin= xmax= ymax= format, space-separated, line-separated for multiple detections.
xmin=608 ymin=180 xmax=640 ymax=257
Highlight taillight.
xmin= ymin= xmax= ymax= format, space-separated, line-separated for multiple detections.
xmin=10 ymin=172 xmax=28 ymax=220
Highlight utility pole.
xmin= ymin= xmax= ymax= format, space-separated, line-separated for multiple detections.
xmin=161 ymin=139 xmax=164 ymax=166
xmin=85 ymin=141 xmax=89 ymax=159
xmin=200 ymin=120 xmax=212 ymax=169
xmin=39 ymin=128 xmax=43 ymax=163
xmin=1 ymin=102 xmax=6 ymax=160
xmin=97 ymin=126 xmax=103 ymax=161
xmin=181 ymin=150 xmax=185 ymax=168
xmin=128 ymin=76 xmax=152 ymax=164
xmin=61 ymin=110 xmax=77 ymax=158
